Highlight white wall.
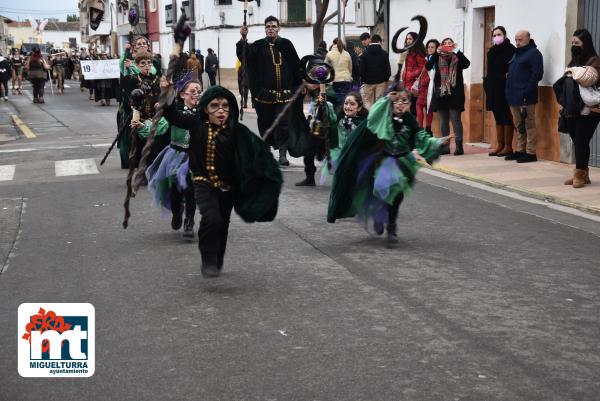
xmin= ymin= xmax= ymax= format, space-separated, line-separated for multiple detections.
xmin=157 ymin=0 xmax=362 ymax=69
xmin=389 ymin=0 xmax=569 ymax=86
xmin=43 ymin=31 xmax=81 ymax=49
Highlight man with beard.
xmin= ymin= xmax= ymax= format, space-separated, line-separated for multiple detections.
xmin=236 ymin=15 xmax=309 ymax=167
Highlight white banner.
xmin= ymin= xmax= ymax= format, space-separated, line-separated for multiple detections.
xmin=80 ymin=59 xmax=120 ymax=80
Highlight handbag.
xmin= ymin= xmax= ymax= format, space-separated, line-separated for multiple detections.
xmin=410 ymin=68 xmax=425 ymax=97
xmin=579 ymin=84 xmax=600 ymax=107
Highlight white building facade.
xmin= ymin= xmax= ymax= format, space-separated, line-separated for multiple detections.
xmin=158 ymin=0 xmax=367 ymax=69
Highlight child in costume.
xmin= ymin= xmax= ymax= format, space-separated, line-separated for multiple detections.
xmin=146 ymin=76 xmax=201 ymax=239
xmin=327 ymin=87 xmax=449 ymax=243
xmin=320 ymin=91 xmax=368 ymax=184
xmin=161 ymin=83 xmax=282 ymax=278
xmin=122 ymin=50 xmax=170 ymax=169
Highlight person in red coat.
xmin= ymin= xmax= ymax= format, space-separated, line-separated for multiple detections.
xmin=401 ymin=32 xmax=426 ymax=115
xmin=416 ymin=39 xmax=440 ymax=134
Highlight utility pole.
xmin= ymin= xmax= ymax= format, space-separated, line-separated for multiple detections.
xmin=337 ymin=0 xmax=341 ymax=39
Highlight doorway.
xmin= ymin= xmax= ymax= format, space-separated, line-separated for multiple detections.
xmin=482 ymin=7 xmax=496 ymax=145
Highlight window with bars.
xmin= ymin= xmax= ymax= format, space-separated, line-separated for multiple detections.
xmin=215 ymin=0 xmax=233 ymax=5
xmin=165 ymin=4 xmax=174 ymax=24
xmin=279 ymin=0 xmax=310 ymax=24
xmin=182 ymin=0 xmax=194 ymax=21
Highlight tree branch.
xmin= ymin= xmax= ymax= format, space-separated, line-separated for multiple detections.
xmin=323 ymin=10 xmax=338 ymax=25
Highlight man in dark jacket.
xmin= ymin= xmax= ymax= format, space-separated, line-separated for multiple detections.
xmin=359 ymin=34 xmax=391 ymax=109
xmin=505 ymin=30 xmax=544 ymax=163
xmin=205 ymin=49 xmax=218 ymax=87
xmin=347 ymin=41 xmax=361 ymax=90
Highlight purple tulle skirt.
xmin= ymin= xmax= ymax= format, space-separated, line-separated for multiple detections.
xmin=145 ymin=146 xmax=190 ymax=213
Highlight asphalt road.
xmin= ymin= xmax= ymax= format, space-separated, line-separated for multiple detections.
xmin=1 ymin=81 xmax=600 ymax=401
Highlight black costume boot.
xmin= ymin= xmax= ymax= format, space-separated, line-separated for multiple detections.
xmin=171 ymin=207 xmax=183 ymax=230
xmin=182 ymin=218 xmax=194 ymax=240
xmin=279 ymin=146 xmax=290 ymax=166
xmin=453 ymin=140 xmax=464 ymax=156
xmin=201 ymin=253 xmax=220 ymax=278
xmin=295 ymin=175 xmax=315 ymax=187
xmin=386 ymin=224 xmax=398 ymax=244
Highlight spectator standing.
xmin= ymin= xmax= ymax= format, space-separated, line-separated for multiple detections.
xmin=426 ymin=37 xmax=471 ymax=155
xmin=360 ymin=34 xmax=391 ymax=109
xmin=416 ymin=39 xmax=440 ymax=134
xmin=205 ymin=48 xmax=219 ymax=87
xmin=326 ymin=38 xmax=353 ymax=105
xmin=505 ymin=30 xmax=544 ymax=163
xmin=562 ymin=29 xmax=600 ymax=188
xmin=360 ymin=32 xmax=371 ymax=48
xmin=0 ymin=52 xmax=10 ymax=101
xmin=401 ymin=32 xmax=427 ymax=115
xmin=316 ymin=41 xmax=328 ymax=60
xmin=485 ymin=26 xmax=516 ymax=157
xmin=346 ymin=41 xmax=361 ymax=91
xmin=186 ymin=50 xmax=202 ymax=81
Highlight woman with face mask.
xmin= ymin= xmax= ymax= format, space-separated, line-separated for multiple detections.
xmin=484 ymin=26 xmax=516 ymax=157
xmin=426 ymin=37 xmax=471 ymax=155
xmin=562 ymin=29 xmax=600 ymax=188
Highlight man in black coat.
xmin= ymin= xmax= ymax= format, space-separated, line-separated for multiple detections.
xmin=359 ymin=34 xmax=391 ymax=109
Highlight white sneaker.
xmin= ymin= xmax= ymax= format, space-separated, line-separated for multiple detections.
xmin=3 ymin=97 xmax=7 ymax=101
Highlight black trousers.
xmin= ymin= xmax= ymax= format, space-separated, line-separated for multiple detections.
xmin=255 ymin=102 xmax=290 ymax=149
xmin=388 ymin=193 xmax=405 ymax=226
xmin=566 ymin=114 xmax=600 ymax=169
xmin=170 ymin=175 xmax=196 ymax=221
xmin=31 ymin=78 xmax=45 ymax=99
xmin=0 ymin=80 xmax=8 ymax=98
xmin=302 ymin=134 xmax=327 ymax=176
xmin=193 ymin=182 xmax=234 ymax=267
xmin=208 ymin=72 xmax=217 ymax=86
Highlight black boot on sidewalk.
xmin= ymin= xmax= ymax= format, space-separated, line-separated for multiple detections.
xmin=279 ymin=146 xmax=290 ymax=166
xmin=454 ymin=140 xmax=464 ymax=156
xmin=295 ymin=175 xmax=315 ymax=187
xmin=505 ymin=151 xmax=524 ymax=161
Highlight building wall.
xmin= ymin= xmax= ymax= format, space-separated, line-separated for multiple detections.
xmin=8 ymin=26 xmax=34 ymax=48
xmin=389 ymin=0 xmax=575 ymax=162
xmin=159 ymin=0 xmax=364 ymax=69
xmin=146 ymin=0 xmax=160 ymax=43
xmin=43 ymin=31 xmax=81 ymax=49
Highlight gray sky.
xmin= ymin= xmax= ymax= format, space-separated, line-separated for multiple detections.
xmin=0 ymin=0 xmax=79 ymax=21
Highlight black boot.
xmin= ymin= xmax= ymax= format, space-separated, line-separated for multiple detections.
xmin=386 ymin=224 xmax=398 ymax=244
xmin=295 ymin=175 xmax=316 ymax=186
xmin=171 ymin=208 xmax=183 ymax=230
xmin=278 ymin=146 xmax=290 ymax=166
xmin=453 ymin=140 xmax=464 ymax=156
xmin=505 ymin=151 xmax=524 ymax=161
xmin=201 ymin=252 xmax=220 ymax=278
xmin=182 ymin=218 xmax=194 ymax=240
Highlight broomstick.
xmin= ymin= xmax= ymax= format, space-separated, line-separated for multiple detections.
xmin=132 ymin=8 xmax=190 ymax=195
xmin=238 ymin=0 xmax=254 ymax=120
xmin=122 ymin=88 xmax=145 ymax=229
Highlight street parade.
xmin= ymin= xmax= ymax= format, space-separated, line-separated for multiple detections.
xmin=1 ymin=0 xmax=600 ymax=399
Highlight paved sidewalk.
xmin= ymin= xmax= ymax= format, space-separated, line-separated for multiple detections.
xmin=433 ymin=145 xmax=600 ymax=215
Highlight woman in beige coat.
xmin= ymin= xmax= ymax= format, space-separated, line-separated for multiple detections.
xmin=326 ymin=38 xmax=353 ymax=104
